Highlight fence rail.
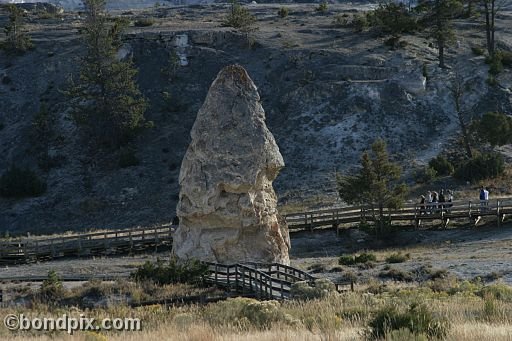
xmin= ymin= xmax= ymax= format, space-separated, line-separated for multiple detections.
xmin=203 ymin=261 xmax=317 ymax=300
xmin=4 ymin=197 xmax=508 ymax=266
xmin=285 ymin=198 xmax=512 ymax=234
xmin=0 ymin=225 xmax=174 ymax=265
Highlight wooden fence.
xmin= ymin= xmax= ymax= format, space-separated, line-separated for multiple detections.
xmin=0 ymin=262 xmax=324 ymax=302
xmin=285 ymin=198 xmax=512 ymax=234
xmin=203 ymin=261 xmax=317 ymax=300
xmin=4 ymin=197 xmax=510 ymax=266
xmin=0 ymin=225 xmax=174 ymax=265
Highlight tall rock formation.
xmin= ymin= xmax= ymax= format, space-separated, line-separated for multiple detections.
xmin=173 ymin=65 xmax=290 ymax=265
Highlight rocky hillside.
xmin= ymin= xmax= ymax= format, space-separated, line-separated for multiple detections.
xmin=0 ymin=3 xmax=511 ymax=235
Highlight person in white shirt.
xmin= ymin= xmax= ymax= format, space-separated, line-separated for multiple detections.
xmin=480 ymin=186 xmax=489 ymax=212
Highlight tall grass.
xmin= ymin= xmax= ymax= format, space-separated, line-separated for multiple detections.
xmin=1 ymin=283 xmax=511 ymax=340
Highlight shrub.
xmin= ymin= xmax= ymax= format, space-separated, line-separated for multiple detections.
xmin=487 ymin=53 xmax=504 ymax=75
xmin=339 ymin=252 xmax=377 ymax=266
xmin=386 ymin=328 xmax=428 ymax=340
xmin=339 ymin=255 xmax=356 ymax=265
xmin=131 ymin=258 xmax=208 ymax=285
xmin=487 ymin=75 xmax=498 ymax=86
xmin=481 ymin=295 xmax=504 ymax=321
xmin=366 ymin=304 xmax=450 ymax=339
xmin=429 ymin=268 xmax=450 ymax=280
xmin=379 ymin=268 xmax=414 ymax=282
xmin=118 ymin=147 xmax=140 ymax=168
xmin=414 ymin=166 xmax=437 ymax=184
xmin=134 ymin=18 xmax=155 ymax=27
xmin=428 ymin=277 xmax=459 ymax=293
xmin=203 ymin=297 xmax=297 ymax=330
xmin=422 ymin=63 xmax=428 ymax=79
xmin=0 ymin=166 xmax=46 ymax=198
xmin=316 ymin=1 xmax=328 ymax=13
xmin=277 ymin=7 xmax=289 ymax=18
xmin=367 ymin=2 xmax=418 ymax=36
xmin=290 ymin=278 xmax=336 ymax=300
xmin=352 ymin=14 xmax=368 ymax=32
xmin=222 ymin=0 xmax=256 ymax=30
xmin=429 ymin=155 xmax=454 ymax=176
xmin=2 ymin=5 xmax=33 ymax=54
xmin=501 ymin=50 xmax=512 ymax=67
xmin=473 ymin=111 xmax=512 ymax=147
xmin=39 ymin=270 xmax=66 ymax=303
xmin=478 ymin=284 xmax=512 ymax=302
xmin=356 ymin=252 xmax=377 ymax=263
xmin=385 ymin=252 xmax=410 ymax=264
xmin=332 ymin=14 xmax=348 ymax=27
xmin=471 ymin=46 xmax=486 ymax=56
xmin=454 ymin=153 xmax=505 ymax=181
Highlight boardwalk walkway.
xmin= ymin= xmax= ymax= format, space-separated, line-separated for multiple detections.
xmin=2 ymin=197 xmax=511 ymax=266
xmin=285 ymin=198 xmax=512 ymax=234
xmin=0 ymin=226 xmax=173 ymax=265
xmin=0 ymin=262 xmax=322 ymax=303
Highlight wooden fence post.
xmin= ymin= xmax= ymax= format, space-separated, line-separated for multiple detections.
xmin=35 ymin=240 xmax=39 ymax=260
xmin=235 ymin=266 xmax=239 ymax=291
xmin=241 ymin=268 xmax=245 ymax=294
xmin=51 ymin=239 xmax=55 ymax=259
xmin=414 ymin=204 xmax=419 ymax=230
xmin=497 ymin=200 xmax=501 ymax=228
xmin=227 ymin=265 xmax=231 ymax=288
xmin=78 ymin=237 xmax=82 ymax=257
xmin=154 ymin=228 xmax=159 ymax=253
xmin=269 ymin=277 xmax=273 ymax=299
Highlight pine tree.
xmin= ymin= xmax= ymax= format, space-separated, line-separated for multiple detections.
xmin=418 ymin=0 xmax=462 ymax=68
xmin=3 ymin=4 xmax=33 ymax=53
xmin=474 ymin=112 xmax=512 ymax=147
xmin=336 ymin=139 xmax=408 ymax=234
xmin=69 ymin=0 xmax=148 ymax=148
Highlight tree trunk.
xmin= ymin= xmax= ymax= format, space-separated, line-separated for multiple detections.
xmin=458 ymin=111 xmax=473 ymax=159
xmin=484 ymin=1 xmax=492 ymax=55
xmin=378 ymin=203 xmax=384 ymax=235
xmin=467 ymin=0 xmax=473 ymax=17
xmin=438 ymin=40 xmax=445 ymax=68
xmin=491 ymin=0 xmax=495 ymax=56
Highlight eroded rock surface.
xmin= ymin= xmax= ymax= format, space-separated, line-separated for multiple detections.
xmin=173 ymin=65 xmax=290 ymax=264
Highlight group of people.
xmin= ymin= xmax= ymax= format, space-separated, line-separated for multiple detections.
xmin=419 ymin=189 xmax=453 ymax=214
xmin=419 ymin=186 xmax=491 ymax=215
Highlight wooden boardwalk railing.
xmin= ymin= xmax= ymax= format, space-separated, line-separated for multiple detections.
xmin=285 ymin=198 xmax=512 ymax=234
xmin=4 ymin=197 xmax=510 ymax=266
xmin=0 ymin=262 xmax=322 ymax=305
xmin=0 ymin=225 xmax=174 ymax=265
xmin=203 ymin=262 xmax=316 ymax=300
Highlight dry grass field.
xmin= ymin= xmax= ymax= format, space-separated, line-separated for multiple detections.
xmin=1 ymin=282 xmax=511 ymax=340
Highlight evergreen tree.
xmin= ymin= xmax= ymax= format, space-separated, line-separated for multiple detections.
xmin=418 ymin=0 xmax=462 ymax=68
xmin=69 ymin=0 xmax=148 ymax=148
xmin=222 ymin=0 xmax=256 ymax=31
xmin=474 ymin=112 xmax=512 ymax=147
xmin=483 ymin=0 xmax=498 ymax=57
xmin=3 ymin=4 xmax=33 ymax=53
xmin=336 ymin=139 xmax=408 ymax=233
